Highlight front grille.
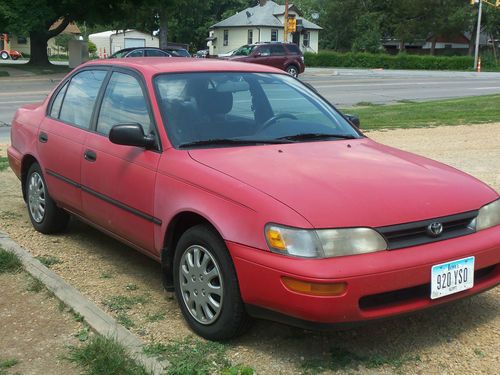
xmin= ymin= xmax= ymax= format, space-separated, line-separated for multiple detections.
xmin=377 ymin=210 xmax=477 ymax=250
xmin=359 ymin=265 xmax=496 ymax=311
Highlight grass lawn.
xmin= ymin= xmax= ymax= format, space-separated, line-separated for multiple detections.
xmin=0 ymin=62 xmax=72 ymax=75
xmin=343 ymin=95 xmax=500 ymax=130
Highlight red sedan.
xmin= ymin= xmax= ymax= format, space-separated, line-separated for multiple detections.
xmin=7 ymin=58 xmax=500 ymax=340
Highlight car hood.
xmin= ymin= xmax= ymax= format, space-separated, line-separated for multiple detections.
xmin=188 ymin=138 xmax=498 ymax=228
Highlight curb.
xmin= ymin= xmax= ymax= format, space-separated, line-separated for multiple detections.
xmin=0 ymin=231 xmax=168 ymax=375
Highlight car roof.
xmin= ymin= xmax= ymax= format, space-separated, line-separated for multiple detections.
xmin=82 ymin=57 xmax=285 ymax=76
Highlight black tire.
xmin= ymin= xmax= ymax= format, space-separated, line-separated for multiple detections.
xmin=11 ymin=55 xmax=19 ymax=61
xmin=0 ymin=51 xmax=9 ymax=60
xmin=173 ymin=224 xmax=251 ymax=340
xmin=26 ymin=163 xmax=69 ymax=234
xmin=286 ymin=64 xmax=299 ymax=77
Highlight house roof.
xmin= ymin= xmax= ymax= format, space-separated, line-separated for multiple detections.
xmin=49 ymin=19 xmax=81 ymax=34
xmin=88 ymin=29 xmax=154 ymax=38
xmin=211 ymin=0 xmax=321 ymax=30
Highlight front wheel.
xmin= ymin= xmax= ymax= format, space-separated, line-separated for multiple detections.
xmin=0 ymin=51 xmax=9 ymax=60
xmin=173 ymin=225 xmax=250 ymax=340
xmin=286 ymin=64 xmax=299 ymax=77
xmin=26 ymin=163 xmax=69 ymax=234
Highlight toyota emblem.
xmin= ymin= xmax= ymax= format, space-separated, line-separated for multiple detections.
xmin=427 ymin=222 xmax=444 ymax=237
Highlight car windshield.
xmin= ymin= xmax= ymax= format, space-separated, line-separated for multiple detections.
xmin=233 ymin=45 xmax=255 ymax=56
xmin=154 ymin=72 xmax=360 ymax=148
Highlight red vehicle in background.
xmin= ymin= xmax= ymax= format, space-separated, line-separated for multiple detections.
xmin=1 ymin=34 xmax=23 ymax=60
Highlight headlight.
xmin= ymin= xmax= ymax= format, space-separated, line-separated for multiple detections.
xmin=265 ymin=224 xmax=387 ymax=258
xmin=475 ymin=199 xmax=500 ymax=231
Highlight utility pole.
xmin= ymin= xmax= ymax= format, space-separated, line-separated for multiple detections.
xmin=284 ymin=0 xmax=289 ymax=42
xmin=474 ymin=0 xmax=483 ymax=70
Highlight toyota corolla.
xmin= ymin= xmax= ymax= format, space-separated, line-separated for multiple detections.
xmin=7 ymin=58 xmax=500 ymax=340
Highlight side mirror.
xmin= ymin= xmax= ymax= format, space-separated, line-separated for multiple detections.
xmin=109 ymin=124 xmax=156 ymax=149
xmin=344 ymin=114 xmax=361 ymax=129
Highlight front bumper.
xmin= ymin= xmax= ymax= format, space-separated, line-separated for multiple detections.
xmin=228 ymin=226 xmax=499 ymax=326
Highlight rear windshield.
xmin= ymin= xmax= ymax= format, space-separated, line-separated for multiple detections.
xmin=286 ymin=44 xmax=302 ymax=55
xmin=154 ymin=72 xmax=359 ymax=148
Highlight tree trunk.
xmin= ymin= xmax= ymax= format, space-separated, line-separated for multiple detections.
xmin=29 ymin=32 xmax=50 ymax=65
xmin=159 ymin=7 xmax=168 ymax=49
xmin=430 ymin=36 xmax=437 ymax=56
xmin=492 ymin=33 xmax=498 ymax=65
xmin=399 ymin=40 xmax=405 ymax=53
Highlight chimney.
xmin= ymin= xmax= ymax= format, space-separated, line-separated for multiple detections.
xmin=259 ymin=0 xmax=267 ymax=6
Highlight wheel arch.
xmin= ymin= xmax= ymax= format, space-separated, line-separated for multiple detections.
xmin=161 ymin=211 xmax=223 ymax=291
xmin=21 ymin=154 xmax=39 ymax=201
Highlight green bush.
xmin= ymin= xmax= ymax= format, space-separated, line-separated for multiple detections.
xmin=304 ymin=51 xmax=491 ymax=71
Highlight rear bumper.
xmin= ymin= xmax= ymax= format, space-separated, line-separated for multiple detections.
xmin=228 ymin=226 xmax=500 ymax=325
xmin=7 ymin=145 xmax=22 ymax=179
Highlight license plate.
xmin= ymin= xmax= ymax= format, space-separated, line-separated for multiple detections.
xmin=430 ymin=256 xmax=475 ymax=299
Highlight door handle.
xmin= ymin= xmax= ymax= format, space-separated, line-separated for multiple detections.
xmin=39 ymin=132 xmax=48 ymax=143
xmin=84 ymin=149 xmax=97 ymax=162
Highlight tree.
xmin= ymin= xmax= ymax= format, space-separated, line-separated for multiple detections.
xmin=0 ymin=0 xmax=135 ymax=65
xmin=54 ymin=33 xmax=75 ymax=53
xmin=483 ymin=5 xmax=500 ymax=63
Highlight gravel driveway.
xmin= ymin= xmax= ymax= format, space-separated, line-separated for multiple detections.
xmin=0 ymin=123 xmax=499 ymax=374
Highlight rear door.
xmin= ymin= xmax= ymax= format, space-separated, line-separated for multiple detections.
xmin=38 ymin=69 xmax=108 ymax=213
xmin=269 ymin=44 xmax=286 ymax=70
xmin=81 ymin=69 xmax=161 ymax=252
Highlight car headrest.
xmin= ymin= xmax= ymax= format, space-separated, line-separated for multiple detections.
xmin=197 ymin=89 xmax=233 ymax=116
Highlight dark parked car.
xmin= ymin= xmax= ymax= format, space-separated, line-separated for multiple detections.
xmin=164 ymin=47 xmax=191 ymax=57
xmin=225 ymin=42 xmax=305 ymax=77
xmin=109 ymin=47 xmax=171 ymax=58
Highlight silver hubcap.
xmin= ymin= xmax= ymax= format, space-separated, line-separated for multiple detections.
xmin=287 ymin=67 xmax=298 ymax=77
xmin=179 ymin=245 xmax=223 ymax=325
xmin=28 ymin=172 xmax=46 ymax=223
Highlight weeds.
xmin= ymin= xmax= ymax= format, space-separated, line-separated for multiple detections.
xmin=67 ymin=335 xmax=150 ymax=375
xmin=0 ymin=358 xmax=19 ymax=375
xmin=35 ymin=255 xmax=62 ymax=267
xmin=146 ymin=312 xmax=166 ymax=322
xmin=0 ymin=156 xmax=9 ymax=172
xmin=0 ymin=248 xmax=22 ymax=274
xmin=117 ymin=312 xmax=135 ymax=329
xmin=103 ymin=295 xmax=150 ymax=312
xmin=25 ymin=275 xmax=44 ymax=293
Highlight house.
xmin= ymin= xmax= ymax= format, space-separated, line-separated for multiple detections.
xmin=7 ymin=20 xmax=81 ymax=56
xmin=89 ymin=30 xmax=159 ymax=56
xmin=208 ymin=0 xmax=321 ymax=56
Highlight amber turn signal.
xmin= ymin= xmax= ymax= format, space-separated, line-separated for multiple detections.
xmin=281 ymin=277 xmax=347 ymax=296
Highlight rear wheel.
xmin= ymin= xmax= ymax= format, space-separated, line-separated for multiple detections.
xmin=26 ymin=163 xmax=69 ymax=234
xmin=173 ymin=225 xmax=250 ymax=340
xmin=11 ymin=55 xmax=19 ymax=61
xmin=0 ymin=51 xmax=9 ymax=60
xmin=286 ymin=64 xmax=299 ymax=77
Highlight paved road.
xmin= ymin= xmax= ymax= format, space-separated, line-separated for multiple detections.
xmin=1 ymin=66 xmax=500 ymax=143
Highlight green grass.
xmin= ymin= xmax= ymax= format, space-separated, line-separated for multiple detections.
xmin=0 ymin=358 xmax=19 ymax=375
xmin=116 ymin=312 xmax=135 ymax=329
xmin=0 ymin=157 xmax=9 ymax=172
xmin=125 ymin=283 xmax=139 ymax=291
xmin=0 ymin=248 xmax=22 ymax=274
xmin=25 ymin=275 xmax=45 ymax=293
xmin=35 ymin=255 xmax=62 ymax=267
xmin=100 ymin=271 xmax=114 ymax=279
xmin=344 ymin=94 xmax=500 ymax=130
xmin=0 ymin=62 xmax=71 ymax=75
xmin=145 ymin=311 xmax=166 ymax=322
xmin=300 ymin=346 xmax=421 ymax=374
xmin=68 ymin=335 xmax=150 ymax=375
xmin=143 ymin=337 xmax=255 ymax=375
xmin=103 ymin=295 xmax=150 ymax=312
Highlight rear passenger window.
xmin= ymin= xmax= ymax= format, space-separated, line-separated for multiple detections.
xmin=59 ymin=70 xmax=107 ymax=129
xmin=271 ymin=45 xmax=285 ymax=56
xmin=127 ymin=49 xmax=144 ymax=57
xmin=50 ymin=82 xmax=68 ymax=118
xmin=145 ymin=49 xmax=167 ymax=57
xmin=96 ymin=72 xmax=152 ymax=136
xmin=286 ymin=44 xmax=302 ymax=55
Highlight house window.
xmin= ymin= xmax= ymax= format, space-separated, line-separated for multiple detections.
xmin=303 ymin=32 xmax=310 ymax=47
xmin=17 ymin=36 xmax=28 ymax=44
xmin=248 ymin=29 xmax=253 ymax=44
xmin=271 ymin=29 xmax=278 ymax=42
xmin=223 ymin=30 xmax=229 ymax=46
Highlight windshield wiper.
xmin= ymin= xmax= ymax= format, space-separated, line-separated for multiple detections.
xmin=178 ymin=138 xmax=288 ymax=148
xmin=277 ymin=133 xmax=358 ymax=141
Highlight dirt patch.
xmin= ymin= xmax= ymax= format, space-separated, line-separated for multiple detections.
xmin=0 ymin=272 xmax=82 ymax=375
xmin=0 ymin=124 xmax=499 ymax=374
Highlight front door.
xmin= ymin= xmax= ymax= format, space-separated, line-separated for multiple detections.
xmin=81 ymin=70 xmax=160 ymax=252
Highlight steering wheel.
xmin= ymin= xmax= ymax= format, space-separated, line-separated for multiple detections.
xmin=259 ymin=113 xmax=298 ymax=132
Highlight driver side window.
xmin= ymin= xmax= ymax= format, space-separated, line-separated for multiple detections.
xmin=96 ymin=72 xmax=152 ymax=136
